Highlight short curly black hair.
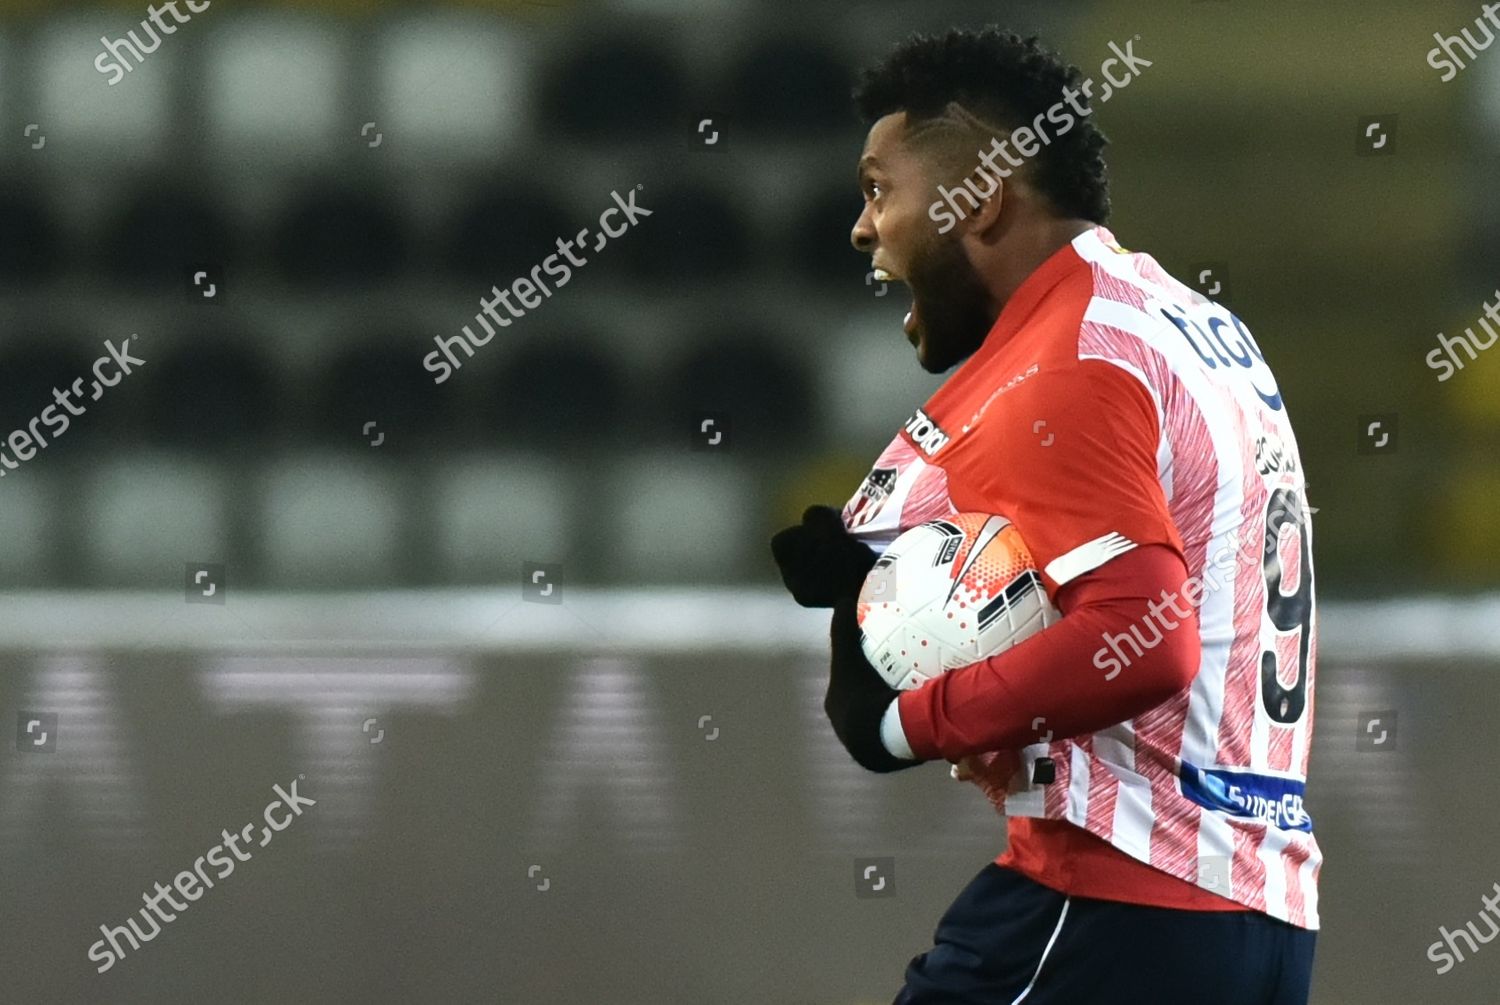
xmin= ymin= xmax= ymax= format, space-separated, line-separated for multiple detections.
xmin=853 ymin=28 xmax=1111 ymax=224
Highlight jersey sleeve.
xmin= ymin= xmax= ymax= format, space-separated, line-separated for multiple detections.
xmin=892 ymin=542 xmax=1200 ymax=760
xmin=961 ymin=358 xmax=1184 ymax=597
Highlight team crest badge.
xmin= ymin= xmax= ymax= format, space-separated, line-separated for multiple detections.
xmin=846 ymin=466 xmax=899 ymax=530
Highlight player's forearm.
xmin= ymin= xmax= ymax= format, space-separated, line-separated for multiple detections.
xmin=893 ymin=543 xmax=1199 ymax=761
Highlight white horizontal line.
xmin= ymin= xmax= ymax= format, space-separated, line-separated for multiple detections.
xmin=0 ymin=590 xmax=1495 ymax=660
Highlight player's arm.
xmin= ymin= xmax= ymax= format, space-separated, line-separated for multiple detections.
xmin=769 ymin=504 xmax=926 ymax=773
xmin=774 ymin=503 xmax=1087 ymax=772
xmin=885 ymin=541 xmax=1199 ymax=761
xmin=887 ymin=359 xmax=1198 ymax=762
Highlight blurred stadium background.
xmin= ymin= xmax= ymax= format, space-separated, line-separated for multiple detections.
xmin=1 ymin=0 xmax=1498 ymax=1003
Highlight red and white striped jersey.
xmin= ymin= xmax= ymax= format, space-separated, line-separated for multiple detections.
xmin=841 ymin=226 xmax=1321 ymax=928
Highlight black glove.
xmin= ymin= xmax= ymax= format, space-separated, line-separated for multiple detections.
xmin=825 ymin=596 xmax=924 ymax=774
xmin=770 ymin=505 xmax=879 ymax=608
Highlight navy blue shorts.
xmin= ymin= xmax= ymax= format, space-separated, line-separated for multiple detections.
xmin=893 ymin=864 xmax=1316 ymax=1004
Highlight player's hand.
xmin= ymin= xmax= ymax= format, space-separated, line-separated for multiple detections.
xmin=825 ymin=596 xmax=924 ymax=774
xmin=770 ymin=505 xmax=879 ymax=608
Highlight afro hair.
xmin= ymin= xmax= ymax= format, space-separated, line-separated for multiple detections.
xmin=853 ymin=28 xmax=1111 ymax=224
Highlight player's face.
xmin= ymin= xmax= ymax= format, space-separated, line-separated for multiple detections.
xmin=852 ymin=113 xmax=995 ymax=374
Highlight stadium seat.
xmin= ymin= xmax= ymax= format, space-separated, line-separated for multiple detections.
xmin=33 ymin=15 xmax=173 ymax=158
xmin=613 ymin=183 xmax=750 ymax=283
xmin=201 ymin=15 xmax=348 ymax=162
xmin=271 ymin=184 xmax=408 ymax=286
xmin=607 ymin=453 xmax=758 ymax=582
xmin=373 ymin=16 xmax=529 ymax=162
xmin=314 ymin=339 xmax=457 ymax=450
xmin=0 ymin=192 xmax=61 ymax=284
xmin=431 ymin=455 xmax=573 ymax=584
xmin=0 ymin=470 xmax=58 ymax=587
xmin=656 ymin=335 xmax=817 ymax=454
xmin=444 ymin=183 xmax=573 ymax=282
xmin=78 ymin=455 xmax=230 ymax=588
xmin=786 ymin=185 xmax=868 ymax=288
xmin=0 ymin=339 xmax=102 ymax=454
xmin=256 ymin=455 xmax=406 ymax=587
xmin=721 ymin=39 xmax=853 ymax=138
xmin=487 ymin=337 xmax=627 ymax=452
xmin=100 ymin=183 xmax=234 ymax=289
xmin=142 ymin=339 xmax=276 ymax=451
xmin=538 ymin=37 xmax=688 ymax=140
xmin=821 ymin=319 xmax=944 ymax=444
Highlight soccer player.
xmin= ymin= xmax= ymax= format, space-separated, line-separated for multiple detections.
xmin=770 ymin=29 xmax=1320 ymax=1004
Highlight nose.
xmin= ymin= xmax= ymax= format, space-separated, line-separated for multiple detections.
xmin=850 ymin=201 xmax=875 ymax=254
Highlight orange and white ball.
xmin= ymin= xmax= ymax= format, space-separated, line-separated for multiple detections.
xmin=856 ymin=513 xmax=1060 ymax=691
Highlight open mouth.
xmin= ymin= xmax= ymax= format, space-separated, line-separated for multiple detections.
xmin=873 ymin=267 xmax=920 ymax=345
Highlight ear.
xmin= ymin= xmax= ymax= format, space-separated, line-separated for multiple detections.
xmin=962 ymin=167 xmax=1005 ymax=235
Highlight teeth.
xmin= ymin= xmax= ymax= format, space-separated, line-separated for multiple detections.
xmin=873 ymin=268 xmax=893 ymax=281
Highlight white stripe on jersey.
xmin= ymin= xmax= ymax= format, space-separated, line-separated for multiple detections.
xmin=1258 ymin=825 xmax=1292 ymax=920
xmin=1194 ymin=809 xmax=1238 ymax=896
xmin=1295 ymin=834 xmax=1320 ymax=926
xmin=1099 ymin=725 xmax=1155 ymax=862
xmin=1066 ymin=741 xmax=1092 ymax=821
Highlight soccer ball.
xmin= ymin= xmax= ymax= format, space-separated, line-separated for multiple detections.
xmin=857 ymin=513 xmax=1060 ymax=690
